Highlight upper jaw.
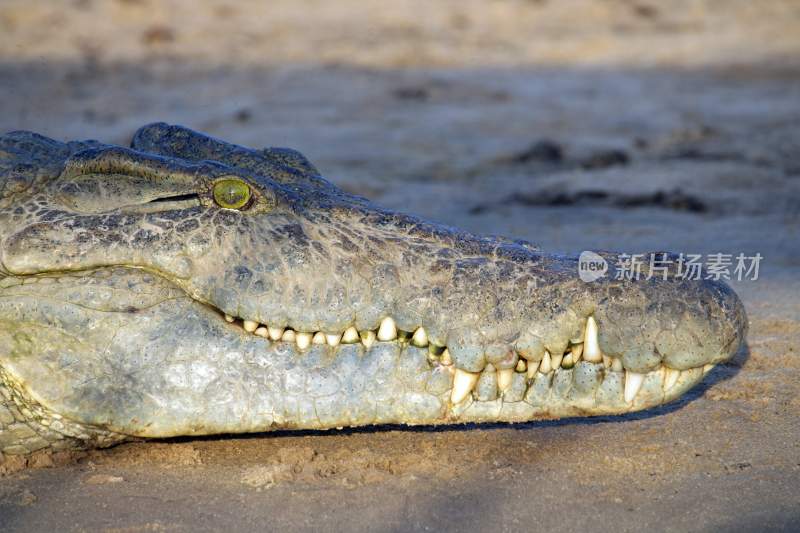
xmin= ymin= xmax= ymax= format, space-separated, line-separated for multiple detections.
xmin=1 ymin=191 xmax=745 ymax=381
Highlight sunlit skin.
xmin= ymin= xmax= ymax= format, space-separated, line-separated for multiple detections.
xmin=0 ymin=124 xmax=746 ymax=455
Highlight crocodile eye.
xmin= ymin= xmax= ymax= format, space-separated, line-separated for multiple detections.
xmin=213 ymin=178 xmax=252 ymax=210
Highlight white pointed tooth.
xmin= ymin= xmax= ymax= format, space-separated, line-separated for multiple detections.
xmin=325 ymin=332 xmax=342 ymax=347
xmin=377 ymin=317 xmax=398 ymax=341
xmin=611 ymin=358 xmax=624 ymax=372
xmin=624 ymin=371 xmax=645 ymax=403
xmin=583 ymin=316 xmax=603 ymax=362
xmin=295 ymin=332 xmax=312 ymax=350
xmin=312 ymin=332 xmax=326 ymax=345
xmin=224 ymin=314 xmax=235 ymax=323
xmin=602 ymin=354 xmax=612 ymax=368
xmin=703 ymin=364 xmax=714 ymax=375
xmin=516 ymin=359 xmax=527 ymax=373
xmin=571 ymin=343 xmax=583 ymax=362
xmin=561 ymin=353 xmax=574 ymax=368
xmin=281 ymin=329 xmax=296 ymax=342
xmin=497 ymin=368 xmax=514 ymax=391
xmin=451 ymin=368 xmax=480 ymax=404
xmin=254 ymin=326 xmax=269 ymax=338
xmin=526 ymin=360 xmax=540 ymax=379
xmin=664 ymin=367 xmax=680 ymax=391
xmin=440 ymin=349 xmax=453 ymax=366
xmin=550 ymin=352 xmax=564 ymax=369
xmin=360 ymin=330 xmax=376 ymax=349
xmin=411 ymin=327 xmax=429 ymax=347
xmin=243 ymin=320 xmax=258 ymax=333
xmin=341 ymin=326 xmax=359 ymax=344
xmin=268 ymin=326 xmax=285 ymax=341
xmin=539 ymin=351 xmax=552 ymax=374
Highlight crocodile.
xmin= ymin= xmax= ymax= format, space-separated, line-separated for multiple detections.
xmin=0 ymin=123 xmax=747 ymax=457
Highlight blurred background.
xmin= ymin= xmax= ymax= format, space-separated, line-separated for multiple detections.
xmin=1 ymin=1 xmax=799 ymax=531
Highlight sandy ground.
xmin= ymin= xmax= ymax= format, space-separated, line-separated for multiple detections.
xmin=1 ymin=1 xmax=799 ymax=531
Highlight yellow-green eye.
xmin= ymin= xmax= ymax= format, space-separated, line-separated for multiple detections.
xmin=213 ymin=179 xmax=251 ymax=210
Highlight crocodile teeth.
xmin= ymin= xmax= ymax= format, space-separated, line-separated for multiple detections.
xmin=440 ymin=349 xmax=453 ymax=366
xmin=411 ymin=327 xmax=429 ymax=347
xmin=539 ymin=351 xmax=553 ymax=374
xmin=451 ymin=368 xmax=479 ymax=404
xmin=377 ymin=317 xmax=398 ymax=341
xmin=429 ymin=344 xmax=445 ymax=356
xmin=703 ymin=364 xmax=714 ymax=375
xmin=360 ymin=330 xmax=376 ymax=348
xmin=571 ymin=343 xmax=583 ymax=362
xmin=583 ymin=316 xmax=603 ymax=363
xmin=624 ymin=371 xmax=645 ymax=402
xmin=268 ymin=326 xmax=284 ymax=341
xmin=295 ymin=332 xmax=313 ymax=350
xmin=220 ymin=311 xmax=700 ymax=414
xmin=341 ymin=326 xmax=359 ymax=344
xmin=663 ymin=367 xmax=680 ymax=390
xmin=497 ymin=368 xmax=514 ymax=391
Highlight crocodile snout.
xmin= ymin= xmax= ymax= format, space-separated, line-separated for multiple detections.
xmin=593 ymin=275 xmax=747 ymax=372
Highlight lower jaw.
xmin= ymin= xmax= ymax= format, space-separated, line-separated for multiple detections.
xmin=215 ymin=315 xmax=715 ymax=428
xmin=208 ymin=314 xmax=715 ymax=429
xmin=56 ymin=340 xmax=713 ymax=437
xmin=136 ymin=345 xmax=712 ymax=434
xmin=310 ymin=345 xmax=712 ymax=428
xmin=0 ymin=267 xmax=716 ymax=445
xmin=448 ymin=361 xmax=711 ymax=423
xmin=0 ymin=337 xmax=712 ymax=453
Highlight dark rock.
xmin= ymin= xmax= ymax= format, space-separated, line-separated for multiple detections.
xmin=507 ymin=140 xmax=564 ymax=164
xmin=580 ymin=149 xmax=630 ymax=169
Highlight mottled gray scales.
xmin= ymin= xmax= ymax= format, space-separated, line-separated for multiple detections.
xmin=0 ymin=123 xmax=746 ymax=456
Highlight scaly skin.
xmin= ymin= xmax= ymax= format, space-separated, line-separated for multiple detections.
xmin=0 ymin=124 xmax=746 ymax=456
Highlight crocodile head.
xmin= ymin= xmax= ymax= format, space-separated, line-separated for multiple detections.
xmin=0 ymin=124 xmax=746 ymax=453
